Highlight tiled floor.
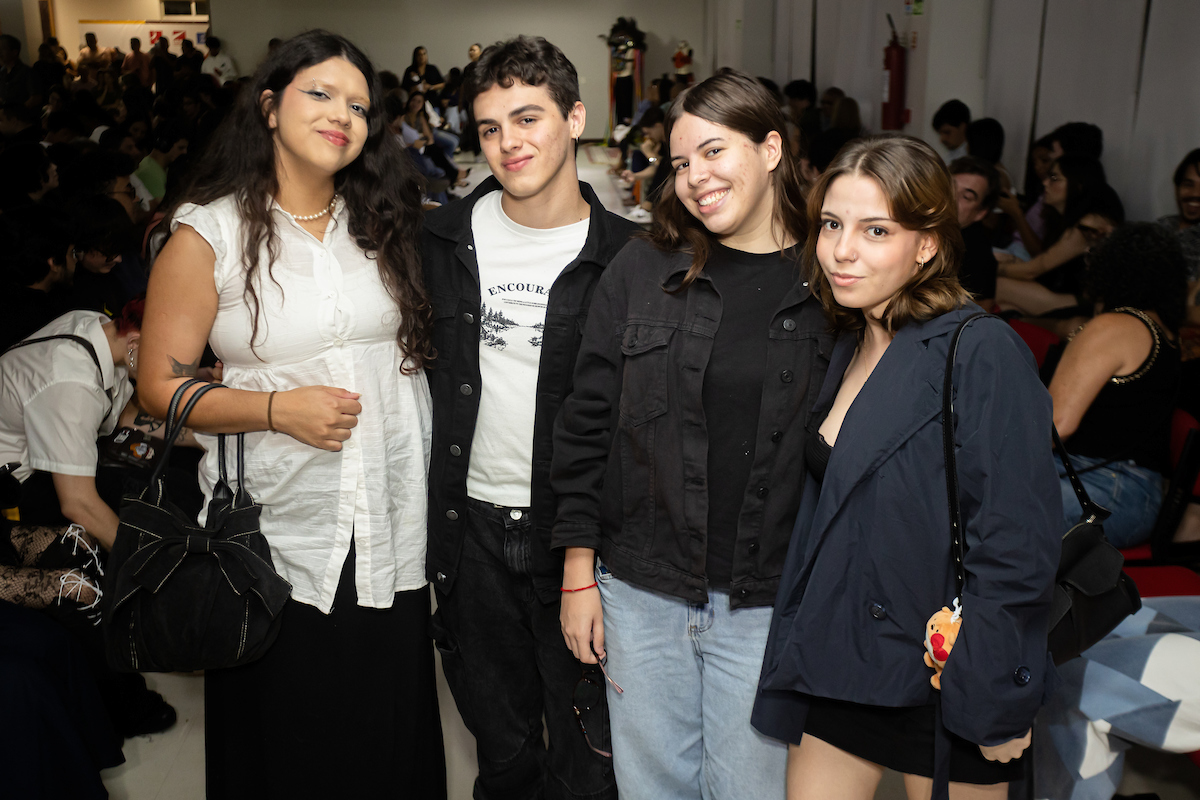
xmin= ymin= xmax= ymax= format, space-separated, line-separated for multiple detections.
xmin=99 ymin=148 xmax=1200 ymax=799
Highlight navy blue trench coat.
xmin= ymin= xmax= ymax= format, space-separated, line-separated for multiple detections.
xmin=752 ymin=306 xmax=1061 ymax=750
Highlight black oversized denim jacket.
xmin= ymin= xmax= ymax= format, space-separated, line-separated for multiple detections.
xmin=421 ymin=177 xmax=639 ymax=604
xmin=550 ymin=238 xmax=833 ymax=608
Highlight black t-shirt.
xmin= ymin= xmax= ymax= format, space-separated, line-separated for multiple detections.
xmin=959 ymin=222 xmax=998 ymax=301
xmin=702 ymin=243 xmax=800 ymax=589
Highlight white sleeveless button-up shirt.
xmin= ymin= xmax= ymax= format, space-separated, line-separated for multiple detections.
xmin=172 ymin=196 xmax=431 ymax=613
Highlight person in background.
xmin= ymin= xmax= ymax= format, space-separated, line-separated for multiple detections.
xmin=932 ymin=99 xmax=970 ymax=161
xmin=949 ymin=156 xmax=1000 ymax=307
xmin=555 ymin=68 xmax=825 ymax=800
xmin=424 ymin=35 xmax=635 ymax=800
xmin=403 ymin=46 xmax=445 ymax=104
xmin=784 ymin=79 xmax=821 ymax=156
xmin=753 ymin=134 xmax=1058 ymax=800
xmin=121 ymin=38 xmax=152 ymax=89
xmin=1047 ymin=223 xmax=1185 ymax=548
xmin=830 ymin=96 xmax=864 ymax=138
xmin=133 ymin=124 xmax=188 ymax=201
xmin=799 ymin=127 xmax=857 ymax=184
xmin=178 ymin=38 xmax=205 ymax=75
xmin=999 ymin=134 xmax=1055 ymax=259
xmin=818 ymin=86 xmax=844 ymax=130
xmin=0 ymin=210 xmax=75 ymax=349
xmin=1048 ymin=121 xmax=1103 ymax=161
xmin=149 ymin=37 xmax=176 ymax=97
xmin=0 ymin=34 xmax=35 ymax=109
xmin=200 ymin=36 xmax=238 ymax=85
xmin=1159 ymin=150 xmax=1200 ymax=310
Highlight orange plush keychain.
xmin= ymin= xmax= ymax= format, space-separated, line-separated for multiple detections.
xmin=923 ymin=599 xmax=962 ymax=690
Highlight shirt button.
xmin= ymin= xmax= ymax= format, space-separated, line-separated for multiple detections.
xmin=445 ymin=509 xmax=459 ymax=521
xmin=748 ymin=542 xmax=760 ymax=555
xmin=756 ymin=486 xmax=769 ymax=498
xmin=870 ymin=603 xmax=887 ymax=620
xmin=802 ymin=281 xmax=809 ymax=287
xmin=459 ymin=383 xmax=473 ymax=396
xmin=463 ymin=313 xmax=474 ymax=324
xmin=449 ymin=445 xmax=462 ymax=456
xmin=509 ymin=510 xmax=522 ymax=520
xmin=334 ymin=338 xmax=344 ymax=346
xmin=771 ymin=431 xmax=783 ymax=443
xmin=783 ymin=318 xmax=796 ymax=331
xmin=780 ymin=370 xmax=794 ymax=383
xmin=467 ymin=244 xmax=474 ymax=251
xmin=1013 ymin=666 xmax=1031 ymax=686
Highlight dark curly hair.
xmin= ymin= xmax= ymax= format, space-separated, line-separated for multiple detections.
xmin=165 ymin=29 xmax=430 ymax=370
xmin=1082 ymin=222 xmax=1187 ymax=333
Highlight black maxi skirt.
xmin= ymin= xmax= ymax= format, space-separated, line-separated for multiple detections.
xmin=205 ymin=545 xmax=447 ymax=799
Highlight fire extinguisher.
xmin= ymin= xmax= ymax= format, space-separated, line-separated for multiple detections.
xmin=881 ymin=13 xmax=906 ymax=130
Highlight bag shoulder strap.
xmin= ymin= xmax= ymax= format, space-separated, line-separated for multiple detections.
xmin=943 ymin=313 xmax=1109 ymax=602
xmin=4 ymin=333 xmax=114 ymax=413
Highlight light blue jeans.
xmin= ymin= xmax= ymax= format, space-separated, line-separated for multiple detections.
xmin=596 ymin=560 xmax=787 ymax=800
xmin=1057 ymin=453 xmax=1166 ymax=549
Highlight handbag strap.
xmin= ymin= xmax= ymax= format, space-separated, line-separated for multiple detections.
xmin=943 ymin=313 xmax=1112 ymax=602
xmin=942 ymin=313 xmax=991 ymax=600
xmin=148 ymin=380 xmax=227 ymax=486
xmin=4 ymin=334 xmax=114 ymax=417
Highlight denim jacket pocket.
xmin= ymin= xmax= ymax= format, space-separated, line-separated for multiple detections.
xmin=619 ymin=323 xmax=673 ymax=426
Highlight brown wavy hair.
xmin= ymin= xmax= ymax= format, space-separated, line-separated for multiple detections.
xmin=805 ymin=134 xmax=968 ymax=334
xmin=647 ymin=68 xmax=807 ymax=292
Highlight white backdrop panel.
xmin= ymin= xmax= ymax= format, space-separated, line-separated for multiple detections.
xmin=1034 ymin=0 xmax=1146 ymax=215
xmin=983 ymin=0 xmax=1044 ymax=190
xmin=1123 ymin=0 xmax=1200 ymax=221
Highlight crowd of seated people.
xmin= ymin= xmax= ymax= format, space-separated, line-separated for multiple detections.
xmin=0 ymin=27 xmax=256 ymax=794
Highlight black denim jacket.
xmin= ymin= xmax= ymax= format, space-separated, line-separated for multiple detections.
xmin=422 ymin=177 xmax=639 ymax=603
xmin=550 ymin=238 xmax=833 ymax=608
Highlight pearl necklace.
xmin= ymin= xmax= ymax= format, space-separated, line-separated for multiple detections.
xmin=286 ymin=195 xmax=338 ymax=222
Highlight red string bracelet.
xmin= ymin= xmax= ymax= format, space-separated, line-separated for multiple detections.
xmin=561 ymin=581 xmax=598 ymax=592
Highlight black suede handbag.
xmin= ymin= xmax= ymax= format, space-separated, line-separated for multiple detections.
xmin=102 ymin=378 xmax=292 ymax=672
xmin=944 ymin=313 xmax=1141 ymax=667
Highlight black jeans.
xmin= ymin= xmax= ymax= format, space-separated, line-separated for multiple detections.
xmin=432 ymin=498 xmax=617 ymax=800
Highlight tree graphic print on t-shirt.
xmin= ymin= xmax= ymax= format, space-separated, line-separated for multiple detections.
xmin=479 ymin=302 xmax=519 ymax=350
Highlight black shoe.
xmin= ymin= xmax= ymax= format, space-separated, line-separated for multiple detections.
xmin=118 ymin=689 xmax=178 ymax=737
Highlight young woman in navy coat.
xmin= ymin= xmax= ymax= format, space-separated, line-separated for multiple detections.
xmin=752 ymin=135 xmax=1061 ymax=799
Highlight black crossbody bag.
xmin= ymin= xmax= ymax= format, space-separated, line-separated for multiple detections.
xmin=943 ymin=313 xmax=1141 ymax=665
xmin=102 ymin=378 xmax=292 ymax=672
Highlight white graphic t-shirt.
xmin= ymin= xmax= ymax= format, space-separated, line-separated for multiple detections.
xmin=466 ymin=190 xmax=590 ymax=507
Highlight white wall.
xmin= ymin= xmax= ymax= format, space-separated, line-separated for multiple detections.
xmin=207 ymin=0 xmax=712 ymax=140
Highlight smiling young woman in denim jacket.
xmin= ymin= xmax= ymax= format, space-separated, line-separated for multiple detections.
xmin=550 ymin=70 xmax=830 ymax=800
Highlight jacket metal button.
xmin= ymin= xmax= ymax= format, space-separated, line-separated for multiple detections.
xmin=771 ymin=431 xmax=783 ymax=443
xmin=780 ymin=370 xmax=794 ymax=383
xmin=446 ymin=510 xmax=459 ymax=521
xmin=459 ymin=383 xmax=473 ymax=396
xmin=449 ymin=445 xmax=461 ymax=456
xmin=467 ymin=244 xmax=473 ymax=250
xmin=870 ymin=603 xmax=887 ymax=620
xmin=748 ymin=542 xmax=760 ymax=555
xmin=756 ymin=486 xmax=769 ymax=498
xmin=782 ymin=318 xmax=796 ymax=331
xmin=1013 ymin=666 xmax=1031 ymax=686
xmin=436 ymin=572 xmax=446 ymax=581
xmin=738 ymin=588 xmax=748 ymax=597
xmin=463 ymin=313 xmax=474 ymax=324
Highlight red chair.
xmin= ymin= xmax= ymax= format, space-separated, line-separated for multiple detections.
xmin=1122 ymin=410 xmax=1200 ymax=567
xmin=1008 ymin=319 xmax=1061 ymax=369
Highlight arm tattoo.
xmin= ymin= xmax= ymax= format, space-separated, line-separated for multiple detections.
xmin=169 ymin=355 xmax=200 ymax=377
xmin=133 ymin=411 xmax=165 ymax=435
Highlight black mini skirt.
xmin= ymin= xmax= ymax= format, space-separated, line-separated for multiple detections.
xmin=802 ymin=694 xmax=1025 ymax=785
